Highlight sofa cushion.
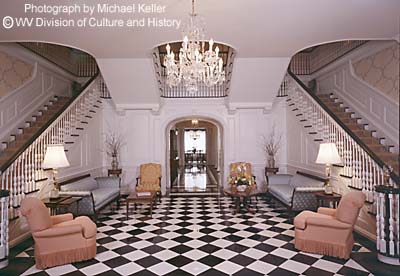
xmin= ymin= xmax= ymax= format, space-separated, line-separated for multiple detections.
xmin=269 ymin=184 xmax=294 ymax=205
xmin=61 ymin=178 xmax=98 ymax=192
xmin=268 ymin=174 xmax=292 ymax=186
xmin=92 ymin=188 xmax=119 ymax=209
xmin=95 ymin=176 xmax=120 ymax=188
xmin=290 ymin=174 xmax=324 ymax=188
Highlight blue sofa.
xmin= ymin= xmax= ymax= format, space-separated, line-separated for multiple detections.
xmin=59 ymin=174 xmax=120 ymax=218
xmin=267 ymin=171 xmax=325 ymax=211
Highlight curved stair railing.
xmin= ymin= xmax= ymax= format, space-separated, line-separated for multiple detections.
xmin=285 ymin=67 xmax=400 ymax=265
xmin=285 ymin=70 xmax=399 ymax=201
xmin=0 ymin=73 xmax=100 ymax=220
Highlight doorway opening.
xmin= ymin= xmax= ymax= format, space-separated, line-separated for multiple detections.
xmin=168 ymin=119 xmax=221 ymax=196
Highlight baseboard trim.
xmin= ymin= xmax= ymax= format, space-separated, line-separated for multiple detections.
xmin=354 ymin=225 xmax=376 ymax=242
xmin=9 ymin=231 xmax=31 ymax=248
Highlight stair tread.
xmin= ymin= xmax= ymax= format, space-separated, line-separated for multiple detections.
xmin=0 ymin=96 xmax=72 ymax=168
xmin=316 ymin=93 xmax=398 ymax=178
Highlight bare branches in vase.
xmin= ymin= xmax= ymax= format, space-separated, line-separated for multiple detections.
xmin=262 ymin=126 xmax=282 ymax=168
xmin=104 ymin=130 xmax=125 ymax=170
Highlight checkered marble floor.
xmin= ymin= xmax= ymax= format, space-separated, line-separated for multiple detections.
xmin=15 ymin=196 xmax=374 ymax=276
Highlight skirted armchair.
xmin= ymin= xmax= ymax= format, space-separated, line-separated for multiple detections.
xmin=294 ymin=191 xmax=366 ymax=259
xmin=20 ymin=197 xmax=97 ymax=269
xmin=136 ymin=163 xmax=162 ymax=202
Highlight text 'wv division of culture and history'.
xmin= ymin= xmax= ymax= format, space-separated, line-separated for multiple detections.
xmin=2 ymin=3 xmax=181 ymax=29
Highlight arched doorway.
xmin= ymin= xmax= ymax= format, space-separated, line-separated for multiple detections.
xmin=165 ymin=117 xmax=223 ymax=196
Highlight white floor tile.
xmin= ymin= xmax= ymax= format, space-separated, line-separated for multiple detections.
xmin=214 ymin=261 xmax=243 ymax=275
xmin=95 ymin=250 xmax=120 ymax=262
xmin=147 ymin=262 xmax=177 ymax=275
xmin=80 ymin=263 xmax=111 ymax=276
xmin=247 ymin=260 xmax=276 ymax=274
xmin=114 ymin=262 xmax=144 ymax=276
xmin=181 ymin=261 xmax=210 ymax=275
xmin=312 ymin=259 xmax=343 ymax=273
xmin=280 ymin=260 xmax=310 ymax=273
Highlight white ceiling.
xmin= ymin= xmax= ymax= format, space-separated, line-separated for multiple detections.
xmin=0 ymin=0 xmax=399 ymax=58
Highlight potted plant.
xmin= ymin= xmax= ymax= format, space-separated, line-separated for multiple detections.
xmin=104 ymin=130 xmax=124 ymax=170
xmin=262 ymin=126 xmax=282 ymax=169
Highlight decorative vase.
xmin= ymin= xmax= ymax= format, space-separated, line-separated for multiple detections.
xmin=237 ymin=185 xmax=246 ymax=192
xmin=111 ymin=156 xmax=119 ymax=170
xmin=267 ymin=155 xmax=275 ymax=168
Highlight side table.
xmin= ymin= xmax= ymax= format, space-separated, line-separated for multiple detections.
xmin=126 ymin=191 xmax=156 ymax=218
xmin=265 ymin=167 xmax=279 ymax=194
xmin=265 ymin=167 xmax=279 ymax=177
xmin=42 ymin=196 xmax=82 ymax=215
xmin=108 ymin=169 xmax=122 ymax=177
xmin=314 ymin=191 xmax=342 ymax=209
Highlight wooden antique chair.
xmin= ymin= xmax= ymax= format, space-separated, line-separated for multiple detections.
xmin=136 ymin=163 xmax=162 ymax=202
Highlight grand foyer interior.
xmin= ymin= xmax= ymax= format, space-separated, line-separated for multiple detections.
xmin=0 ymin=0 xmax=399 ymax=275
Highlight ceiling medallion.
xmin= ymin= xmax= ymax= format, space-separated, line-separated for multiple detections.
xmin=164 ymin=0 xmax=225 ymax=94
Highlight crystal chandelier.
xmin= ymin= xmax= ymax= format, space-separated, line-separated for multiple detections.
xmin=164 ymin=0 xmax=225 ymax=94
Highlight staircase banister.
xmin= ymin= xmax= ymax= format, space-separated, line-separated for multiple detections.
xmin=287 ymin=68 xmax=400 ymax=185
xmin=0 ymin=72 xmax=99 ymax=174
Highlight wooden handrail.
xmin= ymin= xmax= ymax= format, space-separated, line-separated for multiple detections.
xmin=0 ymin=72 xmax=99 ymax=174
xmin=287 ymin=68 xmax=399 ymax=185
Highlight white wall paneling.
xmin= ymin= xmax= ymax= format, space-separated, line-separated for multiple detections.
xmin=0 ymin=43 xmax=77 ymax=143
xmin=102 ymin=97 xmax=282 ymax=194
xmin=314 ymin=41 xmax=399 ymax=152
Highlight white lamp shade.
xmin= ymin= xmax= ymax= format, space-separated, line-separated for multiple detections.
xmin=42 ymin=144 xmax=70 ymax=169
xmin=315 ymin=142 xmax=342 ymax=164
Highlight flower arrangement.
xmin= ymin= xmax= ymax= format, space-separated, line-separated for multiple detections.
xmin=228 ymin=163 xmax=255 ymax=192
xmin=228 ymin=173 xmax=253 ymax=186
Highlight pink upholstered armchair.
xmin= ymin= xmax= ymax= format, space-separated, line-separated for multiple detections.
xmin=294 ymin=191 xmax=366 ymax=259
xmin=20 ymin=197 xmax=97 ymax=269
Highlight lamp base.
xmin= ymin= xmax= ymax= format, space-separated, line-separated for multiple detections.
xmin=49 ymin=188 xmax=59 ymax=199
xmin=324 ymin=185 xmax=333 ymax=195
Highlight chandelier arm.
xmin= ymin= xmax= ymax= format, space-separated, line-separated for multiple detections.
xmin=164 ymin=0 xmax=226 ymax=94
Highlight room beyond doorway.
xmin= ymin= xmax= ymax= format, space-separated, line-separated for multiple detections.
xmin=168 ymin=119 xmax=221 ymax=196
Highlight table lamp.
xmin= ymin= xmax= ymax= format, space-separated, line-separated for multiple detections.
xmin=315 ymin=142 xmax=342 ymax=194
xmin=42 ymin=144 xmax=70 ymax=198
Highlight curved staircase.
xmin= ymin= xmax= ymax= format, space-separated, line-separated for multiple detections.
xmin=0 ymin=96 xmax=70 ymax=168
xmin=318 ymin=93 xmax=399 ymax=176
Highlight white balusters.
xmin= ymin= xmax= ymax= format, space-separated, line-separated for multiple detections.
xmin=0 ymin=191 xmax=9 ymax=268
xmin=389 ymin=193 xmax=395 ymax=254
xmin=286 ymin=73 xmax=399 ymax=210
xmin=0 ymin=76 xmax=101 ymax=220
xmin=376 ymin=186 xmax=400 ymax=264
